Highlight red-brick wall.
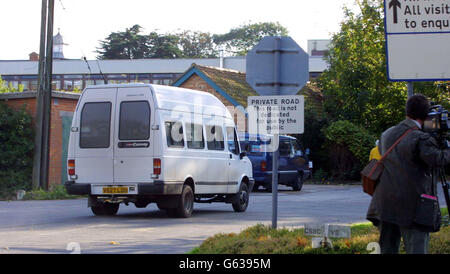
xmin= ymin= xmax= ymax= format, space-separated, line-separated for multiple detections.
xmin=178 ymin=74 xmax=247 ymax=132
xmin=1 ymin=96 xmax=78 ymax=188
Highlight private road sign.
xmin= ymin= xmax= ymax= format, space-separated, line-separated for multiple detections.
xmin=246 ymin=36 xmax=309 ymax=95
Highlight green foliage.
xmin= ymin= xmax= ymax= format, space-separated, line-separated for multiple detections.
xmin=22 ymin=184 xmax=81 ymax=200
xmin=96 ymin=22 xmax=289 ymax=59
xmin=177 ymin=30 xmax=219 ymax=58
xmin=317 ymin=0 xmax=450 ymax=136
xmin=96 ymin=25 xmax=150 ymax=59
xmin=190 ymin=220 xmax=450 ymax=254
xmin=0 ymin=103 xmax=34 ymax=198
xmin=0 ymin=76 xmax=23 ymax=93
xmin=323 ymin=120 xmax=376 ymax=180
xmin=213 ymin=22 xmax=289 ymax=56
xmin=147 ymin=31 xmax=183 ymax=59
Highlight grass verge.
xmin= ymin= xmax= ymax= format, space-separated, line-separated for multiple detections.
xmin=21 ymin=184 xmax=84 ymax=200
xmin=189 ymin=209 xmax=450 ymax=254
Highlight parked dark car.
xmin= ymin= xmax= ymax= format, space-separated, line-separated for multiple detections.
xmin=239 ymin=133 xmax=311 ymax=192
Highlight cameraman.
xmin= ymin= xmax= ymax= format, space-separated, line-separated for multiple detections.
xmin=366 ymin=94 xmax=450 ymax=254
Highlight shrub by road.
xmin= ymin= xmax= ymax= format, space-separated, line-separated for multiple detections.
xmin=190 ymin=209 xmax=449 ymax=254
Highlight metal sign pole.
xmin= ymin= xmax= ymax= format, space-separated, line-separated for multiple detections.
xmin=272 ymin=37 xmax=281 ymax=229
xmin=407 ymin=82 xmax=414 ymax=99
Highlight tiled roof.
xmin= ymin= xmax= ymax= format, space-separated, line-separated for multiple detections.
xmin=190 ymin=64 xmax=257 ymax=107
xmin=175 ymin=63 xmax=323 ymax=110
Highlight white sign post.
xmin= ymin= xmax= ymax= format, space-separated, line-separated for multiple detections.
xmin=384 ymin=0 xmax=450 ymax=81
xmin=304 ymin=224 xmax=351 ymax=248
xmin=247 ymin=95 xmax=305 ymax=135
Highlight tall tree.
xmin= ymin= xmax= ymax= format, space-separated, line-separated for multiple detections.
xmin=213 ymin=22 xmax=289 ymax=56
xmin=96 ymin=25 xmax=150 ymax=59
xmin=177 ymin=30 xmax=218 ymax=58
xmin=147 ymin=32 xmax=183 ymax=59
xmin=317 ymin=0 xmax=449 ymax=135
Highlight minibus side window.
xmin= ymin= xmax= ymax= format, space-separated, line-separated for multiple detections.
xmin=206 ymin=125 xmax=224 ymax=151
xmin=186 ymin=123 xmax=205 ymax=149
xmin=80 ymin=102 xmax=111 ymax=149
xmin=226 ymin=127 xmax=240 ymax=155
xmin=165 ymin=121 xmax=184 ymax=148
xmin=119 ymin=101 xmax=150 ymax=141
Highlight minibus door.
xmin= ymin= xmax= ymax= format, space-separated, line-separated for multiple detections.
xmin=113 ymin=87 xmax=154 ymax=184
xmin=75 ymin=88 xmax=117 ymax=184
xmin=226 ymin=127 xmax=241 ymax=193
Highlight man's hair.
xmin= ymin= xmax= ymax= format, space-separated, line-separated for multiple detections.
xmin=406 ymin=94 xmax=430 ymax=121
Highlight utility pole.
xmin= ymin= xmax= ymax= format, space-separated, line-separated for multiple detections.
xmin=32 ymin=0 xmax=55 ymax=190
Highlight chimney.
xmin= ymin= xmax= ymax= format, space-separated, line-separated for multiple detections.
xmin=29 ymin=52 xmax=39 ymax=61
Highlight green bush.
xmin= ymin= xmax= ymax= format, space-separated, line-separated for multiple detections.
xmin=0 ymin=103 xmax=34 ymax=198
xmin=322 ymin=120 xmax=376 ymax=180
xmin=190 ymin=215 xmax=450 ymax=254
xmin=22 ymin=184 xmax=81 ymax=200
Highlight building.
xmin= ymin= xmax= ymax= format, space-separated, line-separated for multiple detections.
xmin=0 ymin=40 xmax=330 ymax=91
xmin=0 ymin=91 xmax=80 ymax=188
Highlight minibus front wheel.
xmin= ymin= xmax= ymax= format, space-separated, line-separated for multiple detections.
xmin=232 ymin=182 xmax=249 ymax=212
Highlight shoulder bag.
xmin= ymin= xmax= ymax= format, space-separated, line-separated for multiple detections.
xmin=361 ymin=127 xmax=417 ymax=196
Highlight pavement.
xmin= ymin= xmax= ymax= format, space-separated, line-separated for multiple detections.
xmin=0 ymin=184 xmax=446 ymax=254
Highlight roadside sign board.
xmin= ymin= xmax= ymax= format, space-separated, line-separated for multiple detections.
xmin=246 ymin=36 xmax=309 ymax=95
xmin=247 ymin=95 xmax=304 ymax=135
xmin=384 ymin=0 xmax=450 ymax=81
xmin=246 ymin=36 xmax=308 ymax=230
xmin=304 ymin=224 xmax=351 ymax=239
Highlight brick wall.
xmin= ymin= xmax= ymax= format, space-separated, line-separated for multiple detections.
xmin=1 ymin=93 xmax=79 ymax=188
xmin=178 ymin=74 xmax=247 ymax=132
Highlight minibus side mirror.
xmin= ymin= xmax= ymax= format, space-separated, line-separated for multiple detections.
xmin=240 ymin=151 xmax=247 ymax=159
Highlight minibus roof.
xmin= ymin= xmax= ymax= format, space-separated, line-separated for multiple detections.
xmin=85 ymin=83 xmax=233 ymax=119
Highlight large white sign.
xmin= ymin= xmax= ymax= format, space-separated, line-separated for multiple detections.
xmin=247 ymin=95 xmax=304 ymax=135
xmin=384 ymin=0 xmax=450 ymax=81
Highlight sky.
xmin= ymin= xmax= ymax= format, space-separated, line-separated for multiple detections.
xmin=0 ymin=0 xmax=359 ymax=60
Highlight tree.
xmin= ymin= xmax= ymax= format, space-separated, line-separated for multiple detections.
xmin=96 ymin=25 xmax=150 ymax=59
xmin=317 ymin=0 xmax=450 ymax=135
xmin=213 ymin=22 xmax=289 ymax=56
xmin=177 ymin=30 xmax=218 ymax=58
xmin=147 ymin=32 xmax=183 ymax=59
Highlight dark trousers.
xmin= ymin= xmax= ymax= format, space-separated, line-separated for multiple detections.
xmin=378 ymin=221 xmax=429 ymax=254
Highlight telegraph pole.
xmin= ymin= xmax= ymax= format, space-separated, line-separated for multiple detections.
xmin=32 ymin=0 xmax=55 ymax=190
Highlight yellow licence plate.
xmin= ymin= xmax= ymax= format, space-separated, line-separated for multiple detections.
xmin=103 ymin=187 xmax=128 ymax=194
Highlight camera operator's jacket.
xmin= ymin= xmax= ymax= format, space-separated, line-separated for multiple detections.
xmin=366 ymin=118 xmax=450 ymax=229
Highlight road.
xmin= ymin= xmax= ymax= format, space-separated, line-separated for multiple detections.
xmin=0 ymin=184 xmax=446 ymax=254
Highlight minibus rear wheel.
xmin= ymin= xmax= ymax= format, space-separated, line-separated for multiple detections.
xmin=91 ymin=202 xmax=119 ymax=216
xmin=167 ymin=184 xmax=194 ymax=218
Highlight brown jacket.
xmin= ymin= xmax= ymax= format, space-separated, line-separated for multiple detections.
xmin=366 ymin=118 xmax=450 ymax=228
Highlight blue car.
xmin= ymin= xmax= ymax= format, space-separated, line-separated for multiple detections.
xmin=239 ymin=134 xmax=311 ymax=192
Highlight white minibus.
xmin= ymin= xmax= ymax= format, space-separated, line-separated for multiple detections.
xmin=65 ymin=84 xmax=254 ymax=218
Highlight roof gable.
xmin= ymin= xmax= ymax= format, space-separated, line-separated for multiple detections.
xmin=173 ymin=64 xmax=257 ymax=107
